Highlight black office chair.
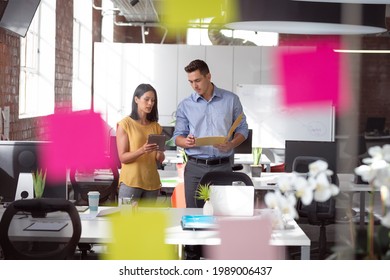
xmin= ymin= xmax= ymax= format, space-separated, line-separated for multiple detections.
xmin=69 ymin=166 xmax=119 ymax=206
xmin=0 ymin=198 xmax=81 ymax=260
xmin=69 ymin=136 xmax=120 ymax=206
xmin=195 ymin=171 xmax=254 ymax=208
xmin=292 ymin=156 xmax=338 ymax=259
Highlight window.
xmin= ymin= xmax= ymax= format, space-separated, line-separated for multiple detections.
xmin=19 ymin=0 xmax=56 ymax=118
xmin=73 ymin=0 xmax=93 ymax=110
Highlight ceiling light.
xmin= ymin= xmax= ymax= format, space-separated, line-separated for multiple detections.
xmin=334 ymin=49 xmax=390 ymax=53
xmin=225 ymin=0 xmax=387 ymax=35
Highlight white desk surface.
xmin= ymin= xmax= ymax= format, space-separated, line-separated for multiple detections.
xmin=163 ymin=151 xmax=272 ymax=171
xmin=0 ymin=206 xmax=310 ymax=260
xmin=159 ymin=170 xmax=281 ymax=190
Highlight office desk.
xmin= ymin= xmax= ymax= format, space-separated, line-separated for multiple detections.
xmin=163 ymin=151 xmax=272 ymax=172
xmin=0 ymin=206 xmax=310 ymax=260
xmin=234 ymin=154 xmax=272 ymax=172
xmin=71 ymin=170 xmax=117 ymax=204
xmin=338 ymin=173 xmax=381 ymax=229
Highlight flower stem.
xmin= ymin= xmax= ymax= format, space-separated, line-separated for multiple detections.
xmin=367 ymin=183 xmax=375 ymax=259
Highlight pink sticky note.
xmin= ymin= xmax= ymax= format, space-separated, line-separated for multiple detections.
xmin=276 ymin=37 xmax=350 ymax=112
xmin=205 ymin=217 xmax=284 ymax=260
xmin=38 ymin=110 xmax=109 ymax=180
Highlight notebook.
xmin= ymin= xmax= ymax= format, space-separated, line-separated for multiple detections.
xmin=210 ymin=185 xmax=254 ymax=216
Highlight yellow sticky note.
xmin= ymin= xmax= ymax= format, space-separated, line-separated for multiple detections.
xmin=160 ymin=0 xmax=238 ymax=31
xmin=103 ymin=210 xmax=177 ymax=260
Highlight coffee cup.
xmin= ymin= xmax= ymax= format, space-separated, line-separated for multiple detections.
xmin=88 ymin=191 xmax=100 ymax=212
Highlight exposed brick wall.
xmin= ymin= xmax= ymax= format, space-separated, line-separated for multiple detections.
xmin=0 ymin=28 xmax=39 ymax=140
xmin=359 ymin=36 xmax=390 ymax=132
xmin=0 ymin=0 xmax=74 ymax=141
xmin=54 ymin=0 xmax=73 ymax=114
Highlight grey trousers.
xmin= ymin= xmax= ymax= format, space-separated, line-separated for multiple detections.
xmin=183 ymin=159 xmax=232 ymax=208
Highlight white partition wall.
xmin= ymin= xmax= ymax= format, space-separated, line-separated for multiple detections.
xmin=205 ymin=46 xmax=234 ymax=92
xmin=177 ymin=45 xmax=206 ymax=105
xmin=94 ymin=43 xmax=327 ymax=137
xmin=233 ymin=46 xmax=262 ymax=87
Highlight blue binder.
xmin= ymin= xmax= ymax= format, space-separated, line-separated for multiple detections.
xmin=181 ymin=215 xmax=218 ymax=230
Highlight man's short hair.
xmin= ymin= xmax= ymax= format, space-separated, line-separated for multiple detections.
xmin=184 ymin=59 xmax=210 ymax=76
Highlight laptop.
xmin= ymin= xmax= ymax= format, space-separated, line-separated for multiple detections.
xmin=210 ymin=185 xmax=254 ymax=216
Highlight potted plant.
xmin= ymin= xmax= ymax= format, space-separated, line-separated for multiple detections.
xmin=32 ymin=168 xmax=46 ymax=199
xmin=250 ymin=147 xmax=262 ymax=177
xmin=195 ymin=183 xmax=213 ymax=215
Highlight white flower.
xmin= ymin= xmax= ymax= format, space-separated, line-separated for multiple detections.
xmin=277 ymin=174 xmax=294 ymax=193
xmin=355 ymin=164 xmax=376 ymax=183
xmin=308 ymin=160 xmax=330 ymax=177
xmin=381 ymin=212 xmax=390 ymax=228
xmin=380 ymin=185 xmax=390 ymax=207
xmin=354 ymin=145 xmax=390 ymax=229
xmin=264 ymin=159 xmax=339 ymax=223
xmin=309 ymin=172 xmax=340 ymax=202
xmin=264 ymin=190 xmax=283 ymax=209
xmin=294 ymin=176 xmax=314 ymax=205
xmin=264 ymin=190 xmax=297 ymax=219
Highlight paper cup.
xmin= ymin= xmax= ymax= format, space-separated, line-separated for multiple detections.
xmin=88 ymin=191 xmax=100 ymax=212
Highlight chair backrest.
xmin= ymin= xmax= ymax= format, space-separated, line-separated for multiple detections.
xmin=292 ymin=156 xmax=336 ymax=224
xmin=0 ymin=198 xmax=81 ymax=259
xmin=196 ymin=171 xmax=254 ymax=208
xmin=171 ymin=182 xmax=186 ymax=208
xmin=69 ymin=161 xmax=119 ymax=206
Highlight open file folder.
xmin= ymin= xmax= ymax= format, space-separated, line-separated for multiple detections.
xmin=181 ymin=215 xmax=218 ymax=230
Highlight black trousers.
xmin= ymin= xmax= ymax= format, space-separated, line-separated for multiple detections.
xmin=183 ymin=159 xmax=232 ymax=208
xmin=183 ymin=159 xmax=232 ymax=259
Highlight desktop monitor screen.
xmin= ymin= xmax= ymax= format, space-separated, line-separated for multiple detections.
xmin=162 ymin=126 xmax=176 ymax=151
xmin=0 ymin=141 xmax=67 ymax=202
xmin=365 ymin=117 xmax=385 ymax=133
xmin=234 ymin=129 xmax=252 ymax=154
xmin=0 ymin=0 xmax=41 ymax=37
xmin=284 ymin=140 xmax=337 ymax=181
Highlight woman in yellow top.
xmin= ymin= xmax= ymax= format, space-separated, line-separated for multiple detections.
xmin=116 ymin=84 xmax=165 ymax=205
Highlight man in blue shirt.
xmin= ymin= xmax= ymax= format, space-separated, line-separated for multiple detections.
xmin=173 ymin=59 xmax=249 ymax=260
xmin=174 ymin=59 xmax=249 ymax=208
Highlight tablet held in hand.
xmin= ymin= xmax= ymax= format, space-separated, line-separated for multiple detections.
xmin=147 ymin=134 xmax=166 ymax=151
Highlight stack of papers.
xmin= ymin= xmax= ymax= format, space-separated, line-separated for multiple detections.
xmin=24 ymin=221 xmax=68 ymax=231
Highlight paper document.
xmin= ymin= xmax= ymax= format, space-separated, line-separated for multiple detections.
xmin=195 ymin=136 xmax=226 ymax=146
xmin=24 ymin=221 xmax=68 ymax=231
xmin=194 ymin=113 xmax=243 ymax=146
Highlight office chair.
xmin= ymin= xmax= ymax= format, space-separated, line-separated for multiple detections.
xmin=292 ymin=156 xmax=338 ymax=259
xmin=69 ymin=166 xmax=119 ymax=206
xmin=0 ymin=198 xmax=81 ymax=260
xmin=69 ymin=161 xmax=119 ymax=259
xmin=196 ymin=171 xmax=254 ymax=208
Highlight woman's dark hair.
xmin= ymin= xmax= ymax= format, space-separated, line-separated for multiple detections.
xmin=184 ymin=59 xmax=210 ymax=76
xmin=130 ymin=83 xmax=159 ymax=122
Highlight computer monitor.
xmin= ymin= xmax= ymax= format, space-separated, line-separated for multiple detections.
xmin=234 ymin=129 xmax=252 ymax=154
xmin=365 ymin=117 xmax=385 ymax=134
xmin=0 ymin=0 xmax=41 ymax=37
xmin=0 ymin=141 xmax=67 ymax=202
xmin=284 ymin=140 xmax=337 ymax=183
xmin=162 ymin=126 xmax=176 ymax=151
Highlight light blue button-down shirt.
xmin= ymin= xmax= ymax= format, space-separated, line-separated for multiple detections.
xmin=173 ymin=85 xmax=249 ymax=159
